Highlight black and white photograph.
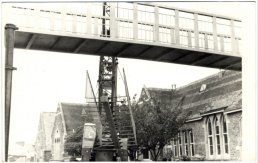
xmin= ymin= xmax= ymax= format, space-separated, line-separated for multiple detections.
xmin=0 ymin=1 xmax=256 ymax=162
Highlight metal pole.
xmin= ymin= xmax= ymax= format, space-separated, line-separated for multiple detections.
xmin=5 ymin=23 xmax=18 ymax=162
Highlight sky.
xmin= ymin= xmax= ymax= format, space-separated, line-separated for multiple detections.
xmin=1 ymin=1 xmax=256 ymax=159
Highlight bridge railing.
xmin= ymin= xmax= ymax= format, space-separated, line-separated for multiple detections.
xmin=4 ymin=2 xmax=241 ymax=55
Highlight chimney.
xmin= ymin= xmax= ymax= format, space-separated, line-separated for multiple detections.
xmin=171 ymin=84 xmax=176 ymax=91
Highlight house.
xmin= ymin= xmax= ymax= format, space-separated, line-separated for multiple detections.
xmin=51 ymin=102 xmax=98 ymax=161
xmin=35 ymin=112 xmax=56 ymax=162
xmin=9 ymin=141 xmax=36 ymax=162
xmin=138 ymin=70 xmax=242 ymax=161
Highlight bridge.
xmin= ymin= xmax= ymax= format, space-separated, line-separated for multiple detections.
xmin=4 ymin=2 xmax=241 ymax=70
xmin=3 ymin=2 xmax=242 ymax=161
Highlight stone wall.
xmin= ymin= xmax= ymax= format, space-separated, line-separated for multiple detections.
xmin=227 ymin=111 xmax=242 ymax=160
xmin=51 ymin=114 xmax=65 ymax=161
xmin=184 ymin=120 xmax=206 ymax=157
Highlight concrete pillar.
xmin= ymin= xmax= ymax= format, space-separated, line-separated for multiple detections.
xmin=5 ymin=23 xmax=18 ymax=162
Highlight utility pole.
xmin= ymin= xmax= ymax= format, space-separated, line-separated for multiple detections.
xmin=5 ymin=24 xmax=18 ymax=162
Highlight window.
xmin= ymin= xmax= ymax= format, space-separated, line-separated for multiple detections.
xmin=173 ymin=138 xmax=177 ymax=156
xmin=207 ymin=118 xmax=214 ymax=155
xmin=200 ymin=84 xmax=207 ymax=92
xmin=173 ymin=130 xmax=195 ymax=157
xmin=54 ymin=129 xmax=61 ymax=160
xmin=206 ymin=114 xmax=230 ymax=159
xmin=189 ymin=130 xmax=195 ymax=156
xmin=184 ymin=131 xmax=189 ymax=156
xmin=215 ymin=116 xmax=221 ymax=155
xmin=222 ymin=116 xmax=229 ymax=154
xmin=178 ymin=132 xmax=183 ymax=156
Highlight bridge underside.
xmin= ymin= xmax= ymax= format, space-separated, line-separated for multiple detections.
xmin=15 ymin=31 xmax=241 ymax=71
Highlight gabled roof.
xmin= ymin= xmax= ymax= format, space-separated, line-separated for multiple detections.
xmin=57 ymin=102 xmax=101 ymax=136
xmin=59 ymin=102 xmax=86 ymax=134
xmin=139 ymin=70 xmax=242 ymax=121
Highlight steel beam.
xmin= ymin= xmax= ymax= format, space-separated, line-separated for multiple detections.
xmin=116 ymin=44 xmax=132 ymax=57
xmin=5 ymin=24 xmax=18 ymax=162
xmin=208 ymin=56 xmax=228 ymax=66
xmin=135 ymin=46 xmax=153 ymax=58
xmin=49 ymin=37 xmax=61 ymax=50
xmin=172 ymin=51 xmax=194 ymax=62
xmin=95 ymin=42 xmax=110 ymax=54
xmin=73 ymin=39 xmax=88 ymax=53
xmin=25 ymin=34 xmax=36 ymax=49
xmin=190 ymin=53 xmax=212 ymax=65
xmin=154 ymin=49 xmax=175 ymax=60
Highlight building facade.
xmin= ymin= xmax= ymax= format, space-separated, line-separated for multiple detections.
xmin=139 ymin=70 xmax=242 ymax=161
xmin=35 ymin=112 xmax=56 ymax=162
xmin=51 ymin=102 xmax=98 ymax=161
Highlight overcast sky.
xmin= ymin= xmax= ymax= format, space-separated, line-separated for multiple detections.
xmin=1 ymin=2 xmax=255 ymax=156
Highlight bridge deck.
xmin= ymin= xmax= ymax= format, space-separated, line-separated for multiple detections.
xmin=5 ymin=2 xmax=242 ymax=70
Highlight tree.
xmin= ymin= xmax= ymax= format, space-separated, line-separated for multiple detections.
xmin=64 ymin=126 xmax=84 ymax=157
xmin=133 ymin=97 xmax=189 ymax=161
xmin=64 ymin=114 xmax=94 ymax=157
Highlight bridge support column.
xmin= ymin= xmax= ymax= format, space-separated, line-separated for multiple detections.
xmin=4 ymin=24 xmax=18 ymax=162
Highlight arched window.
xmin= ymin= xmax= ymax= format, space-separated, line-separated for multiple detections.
xmin=178 ymin=132 xmax=183 ymax=156
xmin=207 ymin=118 xmax=213 ymax=155
xmin=206 ymin=114 xmax=230 ymax=159
xmin=54 ymin=128 xmax=61 ymax=160
xmin=215 ymin=116 xmax=221 ymax=155
xmin=184 ymin=131 xmax=189 ymax=156
xmin=189 ymin=130 xmax=195 ymax=156
xmin=222 ymin=116 xmax=229 ymax=154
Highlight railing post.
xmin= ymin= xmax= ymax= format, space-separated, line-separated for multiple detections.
xmin=194 ymin=13 xmax=199 ymax=49
xmin=72 ymin=14 xmax=77 ymax=33
xmin=86 ymin=3 xmax=92 ymax=35
xmin=213 ymin=16 xmax=218 ymax=51
xmin=220 ymin=36 xmax=225 ymax=52
xmin=61 ymin=6 xmax=66 ymax=32
xmin=230 ymin=19 xmax=236 ymax=54
xmin=5 ymin=24 xmax=18 ymax=162
xmin=154 ymin=5 xmax=159 ymax=42
xmin=133 ymin=2 xmax=138 ymax=40
xmin=110 ymin=3 xmax=117 ymax=39
xmin=187 ymin=31 xmax=192 ymax=47
xmin=204 ymin=33 xmax=208 ymax=50
xmin=50 ymin=11 xmax=55 ymax=31
xmin=170 ymin=28 xmax=175 ymax=44
xmin=175 ymin=9 xmax=180 ymax=45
